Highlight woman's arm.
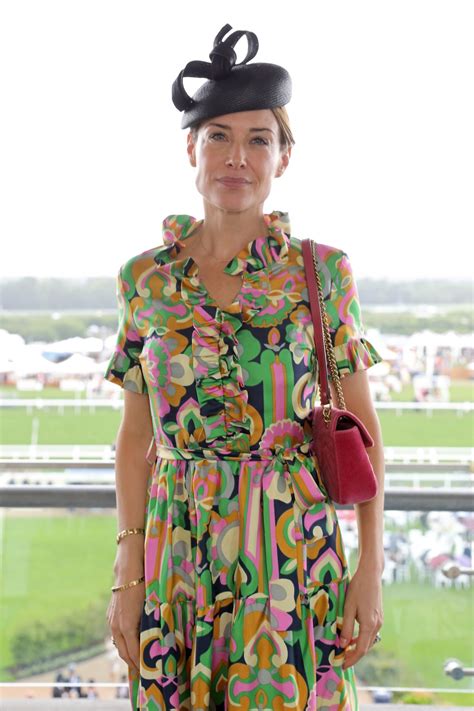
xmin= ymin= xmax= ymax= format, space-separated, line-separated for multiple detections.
xmin=112 ymin=389 xmax=154 ymax=585
xmin=330 ymin=369 xmax=385 ymax=668
xmin=114 ymin=389 xmax=154 ymax=541
xmin=107 ymin=389 xmax=154 ymax=671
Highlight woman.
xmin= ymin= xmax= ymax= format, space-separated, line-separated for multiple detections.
xmin=105 ymin=24 xmax=385 ymax=711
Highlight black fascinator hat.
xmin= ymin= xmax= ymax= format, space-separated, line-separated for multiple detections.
xmin=172 ymin=24 xmax=292 ymax=129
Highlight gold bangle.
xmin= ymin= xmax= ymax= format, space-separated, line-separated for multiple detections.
xmin=111 ymin=576 xmax=145 ymax=593
xmin=116 ymin=527 xmax=145 ymax=544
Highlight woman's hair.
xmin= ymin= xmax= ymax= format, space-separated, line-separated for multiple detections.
xmin=271 ymin=106 xmax=295 ymax=150
xmin=189 ymin=106 xmax=295 ymax=150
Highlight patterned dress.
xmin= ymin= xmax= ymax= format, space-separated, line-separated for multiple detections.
xmin=105 ymin=211 xmax=383 ymax=711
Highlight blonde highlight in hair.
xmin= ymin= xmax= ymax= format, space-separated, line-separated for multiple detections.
xmin=271 ymin=106 xmax=295 ymax=150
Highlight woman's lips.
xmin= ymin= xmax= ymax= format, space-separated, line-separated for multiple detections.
xmin=217 ymin=177 xmax=251 ymax=187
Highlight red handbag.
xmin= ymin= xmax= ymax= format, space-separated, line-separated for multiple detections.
xmin=301 ymin=239 xmax=378 ymax=505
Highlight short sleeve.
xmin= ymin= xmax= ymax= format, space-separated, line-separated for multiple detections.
xmin=319 ymin=247 xmax=383 ymax=378
xmin=104 ymin=265 xmax=149 ymax=394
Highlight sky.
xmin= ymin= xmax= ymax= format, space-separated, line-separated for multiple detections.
xmin=1 ymin=0 xmax=473 ymax=281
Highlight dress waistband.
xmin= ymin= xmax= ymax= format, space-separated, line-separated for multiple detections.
xmin=154 ymin=441 xmax=314 ymax=462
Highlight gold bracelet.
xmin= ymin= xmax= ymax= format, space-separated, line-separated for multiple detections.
xmin=116 ymin=527 xmax=145 ymax=544
xmin=111 ymin=576 xmax=145 ymax=593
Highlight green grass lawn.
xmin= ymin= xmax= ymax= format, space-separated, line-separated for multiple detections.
xmin=1 ymin=408 xmax=122 ymax=446
xmin=2 ymin=380 xmax=473 ymax=402
xmin=389 ymin=380 xmax=473 ymax=403
xmin=0 ymin=512 xmax=116 ymax=679
xmin=1 ymin=513 xmax=472 ymax=706
xmin=1 ymin=380 xmax=472 ymax=447
xmin=0 ymin=381 xmax=474 ymax=447
xmin=376 ymin=410 xmax=473 ymax=447
xmin=449 ymin=380 xmax=474 ymax=402
xmin=1 ymin=406 xmax=472 ymax=447
xmin=0 ymin=386 xmax=90 ymax=399
xmin=381 ymin=582 xmax=474 ymax=705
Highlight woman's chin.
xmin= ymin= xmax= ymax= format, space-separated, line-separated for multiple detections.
xmin=203 ymin=194 xmax=262 ymax=215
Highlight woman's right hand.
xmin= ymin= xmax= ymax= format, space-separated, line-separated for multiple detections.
xmin=107 ymin=540 xmax=145 ymax=672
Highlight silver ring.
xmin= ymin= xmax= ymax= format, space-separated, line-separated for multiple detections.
xmin=373 ymin=632 xmax=382 ymax=644
xmin=111 ymin=636 xmax=118 ymax=647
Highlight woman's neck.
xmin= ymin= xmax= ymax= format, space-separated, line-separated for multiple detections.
xmin=191 ymin=206 xmax=268 ymax=261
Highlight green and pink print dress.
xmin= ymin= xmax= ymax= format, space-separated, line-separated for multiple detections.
xmin=105 ymin=211 xmax=382 ymax=710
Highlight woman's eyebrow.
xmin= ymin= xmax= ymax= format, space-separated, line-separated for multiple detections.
xmin=249 ymin=128 xmax=275 ymax=134
xmin=206 ymin=122 xmax=231 ymax=130
xmin=206 ymin=122 xmax=275 ymax=134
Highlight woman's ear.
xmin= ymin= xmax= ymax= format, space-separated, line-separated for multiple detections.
xmin=187 ymin=131 xmax=197 ymax=167
xmin=276 ymin=146 xmax=291 ymax=177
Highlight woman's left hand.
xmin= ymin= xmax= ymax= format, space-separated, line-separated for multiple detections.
xmin=340 ymin=561 xmax=384 ymax=670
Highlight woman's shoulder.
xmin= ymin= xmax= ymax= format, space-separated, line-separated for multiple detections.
xmin=116 ymin=243 xmax=170 ymax=286
xmin=116 ymin=213 xmax=197 ymax=284
xmin=289 ymin=236 xmax=348 ymax=263
xmin=288 ymin=236 xmax=357 ymax=295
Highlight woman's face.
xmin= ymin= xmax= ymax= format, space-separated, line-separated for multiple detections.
xmin=187 ymin=109 xmax=291 ymax=215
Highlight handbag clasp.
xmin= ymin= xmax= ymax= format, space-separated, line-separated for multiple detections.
xmin=322 ymin=403 xmax=332 ymax=425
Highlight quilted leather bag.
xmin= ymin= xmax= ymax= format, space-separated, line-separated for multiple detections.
xmin=301 ymin=239 xmax=378 ymax=505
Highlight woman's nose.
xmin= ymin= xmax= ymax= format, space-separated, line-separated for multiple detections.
xmin=225 ymin=145 xmax=247 ymax=168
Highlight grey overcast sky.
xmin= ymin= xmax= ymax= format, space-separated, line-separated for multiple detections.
xmin=1 ymin=0 xmax=473 ymax=281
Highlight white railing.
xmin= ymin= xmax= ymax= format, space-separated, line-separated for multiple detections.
xmin=0 ymin=696 xmax=468 ymax=709
xmin=0 ymin=398 xmax=123 ymax=411
xmin=375 ymin=401 xmax=473 ymax=411
xmin=0 ymin=444 xmax=472 ymax=466
xmin=384 ymin=472 xmax=473 ymax=489
xmin=0 ymin=398 xmax=473 ymax=413
xmin=1 ymin=469 xmax=472 ymax=490
xmin=383 ymin=446 xmax=473 ymax=465
xmin=0 ymin=446 xmax=472 ymax=492
xmin=0 ymin=445 xmax=115 ymax=461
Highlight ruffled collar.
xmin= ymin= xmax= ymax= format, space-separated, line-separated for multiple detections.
xmin=157 ymin=210 xmax=291 ymax=275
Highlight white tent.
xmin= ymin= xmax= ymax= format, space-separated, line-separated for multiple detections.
xmin=407 ymin=330 xmax=474 ymax=351
xmin=13 ymin=351 xmax=60 ymax=376
xmin=0 ymin=357 xmax=15 ymax=374
xmin=42 ymin=336 xmax=104 ymax=356
xmin=373 ymin=344 xmax=399 ymax=362
xmin=369 ymin=361 xmax=392 ymax=376
xmin=0 ymin=329 xmax=26 ymax=359
xmin=54 ymin=353 xmax=103 ymax=375
xmin=103 ymin=333 xmax=119 ymax=351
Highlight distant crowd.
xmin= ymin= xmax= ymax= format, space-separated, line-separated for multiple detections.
xmin=52 ymin=663 xmax=129 ymax=700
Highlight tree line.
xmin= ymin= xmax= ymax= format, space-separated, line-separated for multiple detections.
xmin=0 ymin=305 xmax=471 ymax=344
xmin=0 ymin=276 xmax=472 ymax=311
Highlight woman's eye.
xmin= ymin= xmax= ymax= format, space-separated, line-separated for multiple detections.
xmin=251 ymin=136 xmax=269 ymax=145
xmin=209 ymin=132 xmax=226 ymax=141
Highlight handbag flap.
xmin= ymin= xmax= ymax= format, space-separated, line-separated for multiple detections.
xmin=331 ymin=407 xmax=375 ymax=447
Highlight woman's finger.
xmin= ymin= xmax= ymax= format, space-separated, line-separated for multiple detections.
xmin=339 ymin=608 xmax=355 ymax=649
xmin=112 ymin=631 xmax=136 ymax=670
xmin=122 ymin=624 xmax=140 ymax=671
xmin=342 ymin=626 xmax=374 ymax=669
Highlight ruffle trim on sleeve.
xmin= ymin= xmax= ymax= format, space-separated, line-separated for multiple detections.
xmin=104 ymin=357 xmax=149 ymax=394
xmin=331 ymin=336 xmax=384 ymax=378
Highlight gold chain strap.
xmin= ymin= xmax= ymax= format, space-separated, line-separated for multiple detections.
xmin=309 ymin=240 xmax=346 ymax=411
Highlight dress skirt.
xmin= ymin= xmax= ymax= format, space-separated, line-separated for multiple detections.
xmin=128 ymin=444 xmax=359 ymax=710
